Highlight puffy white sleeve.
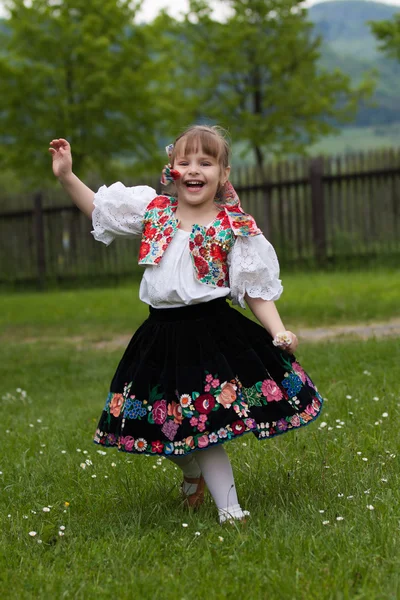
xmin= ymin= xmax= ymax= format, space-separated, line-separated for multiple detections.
xmin=228 ymin=235 xmax=283 ymax=308
xmin=91 ymin=182 xmax=157 ymax=245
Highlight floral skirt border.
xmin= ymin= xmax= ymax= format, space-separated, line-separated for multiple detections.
xmin=93 ymin=368 xmax=324 ymax=457
xmin=94 ymin=396 xmax=323 ymax=457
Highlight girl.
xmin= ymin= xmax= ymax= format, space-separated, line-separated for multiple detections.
xmin=49 ymin=125 xmax=323 ymax=524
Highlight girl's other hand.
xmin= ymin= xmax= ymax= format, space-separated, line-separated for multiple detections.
xmin=285 ymin=331 xmax=298 ymax=354
xmin=49 ymin=138 xmax=73 ymax=180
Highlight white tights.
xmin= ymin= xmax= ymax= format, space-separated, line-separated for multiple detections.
xmin=167 ymin=445 xmax=250 ymax=523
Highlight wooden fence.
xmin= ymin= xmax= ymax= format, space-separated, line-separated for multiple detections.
xmin=1 ymin=149 xmax=400 ymax=287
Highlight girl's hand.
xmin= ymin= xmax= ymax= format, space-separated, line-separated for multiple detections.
xmin=273 ymin=330 xmax=298 ymax=354
xmin=49 ymin=138 xmax=73 ymax=180
xmin=285 ymin=331 xmax=298 ymax=354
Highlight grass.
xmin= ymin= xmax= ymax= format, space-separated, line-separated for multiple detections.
xmin=0 ymin=267 xmax=399 ymax=341
xmin=0 ymin=270 xmax=399 ymax=598
xmin=0 ymin=337 xmax=399 ymax=599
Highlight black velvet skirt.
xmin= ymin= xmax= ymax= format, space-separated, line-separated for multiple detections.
xmin=93 ymin=298 xmax=323 ymax=456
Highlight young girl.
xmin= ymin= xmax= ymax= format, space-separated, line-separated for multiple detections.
xmin=49 ymin=125 xmax=323 ymax=524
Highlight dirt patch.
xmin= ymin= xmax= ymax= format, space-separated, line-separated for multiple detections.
xmin=5 ymin=318 xmax=400 ymax=349
xmin=297 ymin=318 xmax=400 ymax=342
xmin=90 ymin=318 xmax=400 ymax=350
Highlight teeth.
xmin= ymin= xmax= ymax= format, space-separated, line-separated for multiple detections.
xmin=186 ymin=181 xmax=203 ymax=185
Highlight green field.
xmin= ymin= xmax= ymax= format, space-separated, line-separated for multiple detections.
xmin=1 ymin=271 xmax=399 ymax=599
xmin=309 ymin=122 xmax=400 ymax=156
xmin=0 ymin=268 xmax=398 ymax=341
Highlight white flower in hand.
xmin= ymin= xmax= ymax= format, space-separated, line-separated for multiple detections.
xmin=273 ymin=331 xmax=298 ymax=354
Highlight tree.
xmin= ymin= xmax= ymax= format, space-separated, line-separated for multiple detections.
xmin=173 ymin=0 xmax=374 ymax=167
xmin=370 ymin=13 xmax=400 ymax=62
xmin=0 ymin=0 xmax=172 ymax=184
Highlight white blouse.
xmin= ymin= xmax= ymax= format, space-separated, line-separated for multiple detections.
xmin=91 ymin=182 xmax=283 ymax=309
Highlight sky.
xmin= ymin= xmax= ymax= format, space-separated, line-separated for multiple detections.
xmin=135 ymin=0 xmax=400 ymax=22
xmin=0 ymin=0 xmax=400 ymax=20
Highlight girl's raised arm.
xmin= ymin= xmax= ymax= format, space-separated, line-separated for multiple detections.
xmin=49 ymin=138 xmax=95 ymax=219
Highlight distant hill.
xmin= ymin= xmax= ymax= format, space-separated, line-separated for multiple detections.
xmin=309 ymin=0 xmax=398 ymax=59
xmin=309 ymin=0 xmax=400 ymax=127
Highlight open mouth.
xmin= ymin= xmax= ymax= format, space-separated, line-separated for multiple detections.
xmin=185 ymin=180 xmax=205 ymax=191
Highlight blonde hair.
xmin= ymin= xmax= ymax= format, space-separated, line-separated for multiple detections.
xmin=170 ymin=125 xmax=231 ymax=171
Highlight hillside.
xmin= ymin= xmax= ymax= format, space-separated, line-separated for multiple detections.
xmin=310 ymin=0 xmax=398 ymax=59
xmin=309 ymin=0 xmax=400 ymax=127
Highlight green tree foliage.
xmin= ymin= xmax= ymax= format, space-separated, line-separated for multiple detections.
xmin=0 ymin=0 xmax=173 ymax=184
xmin=173 ymin=0 xmax=374 ymax=167
xmin=370 ymin=13 xmax=400 ymax=62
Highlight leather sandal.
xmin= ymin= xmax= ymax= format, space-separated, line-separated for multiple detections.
xmin=181 ymin=474 xmax=206 ymax=509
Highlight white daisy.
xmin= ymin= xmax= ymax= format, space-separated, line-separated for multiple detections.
xmin=134 ymin=438 xmax=147 ymax=452
xmin=179 ymin=394 xmax=192 ymax=408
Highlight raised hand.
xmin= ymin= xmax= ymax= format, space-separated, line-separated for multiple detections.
xmin=49 ymin=138 xmax=73 ymax=179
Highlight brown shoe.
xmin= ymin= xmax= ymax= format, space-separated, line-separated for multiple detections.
xmin=181 ymin=474 xmax=206 ymax=509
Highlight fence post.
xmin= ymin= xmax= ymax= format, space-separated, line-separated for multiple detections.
xmin=33 ymin=192 xmax=46 ymax=290
xmin=309 ymin=157 xmax=327 ymax=265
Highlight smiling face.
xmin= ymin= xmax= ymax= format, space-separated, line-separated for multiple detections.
xmin=173 ymin=150 xmax=230 ymax=207
xmin=170 ymin=127 xmax=231 ymax=208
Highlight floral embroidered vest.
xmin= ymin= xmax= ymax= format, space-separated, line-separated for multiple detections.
xmin=138 ymin=183 xmax=261 ymax=288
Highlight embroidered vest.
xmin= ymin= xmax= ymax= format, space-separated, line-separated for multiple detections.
xmin=138 ymin=184 xmax=261 ymax=288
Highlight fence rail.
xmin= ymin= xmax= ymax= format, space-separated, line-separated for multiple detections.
xmin=1 ymin=149 xmax=400 ymax=287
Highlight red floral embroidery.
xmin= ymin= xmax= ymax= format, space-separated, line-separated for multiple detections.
xmin=194 ymin=393 xmax=215 ymax=414
xmin=232 ymin=420 xmax=246 ymax=435
xmin=194 ymin=234 xmax=204 ymax=246
xmin=232 ymin=219 xmax=255 ymax=230
xmin=139 ymin=242 xmax=150 ymax=261
xmin=151 ymin=440 xmax=164 ymax=453
xmin=210 ymin=244 xmax=226 ymax=261
xmin=143 ymin=223 xmax=158 ymax=239
xmin=194 ymin=256 xmax=209 ymax=276
xmin=149 ymin=196 xmax=170 ymax=209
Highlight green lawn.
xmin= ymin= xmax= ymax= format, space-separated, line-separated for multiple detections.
xmin=0 ymin=268 xmax=399 ymax=341
xmin=1 ymin=272 xmax=399 ymax=598
xmin=0 ymin=337 xmax=399 ymax=598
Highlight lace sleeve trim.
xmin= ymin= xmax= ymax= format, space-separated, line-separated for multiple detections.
xmin=91 ymin=183 xmax=157 ymax=246
xmin=228 ymin=235 xmax=283 ymax=308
